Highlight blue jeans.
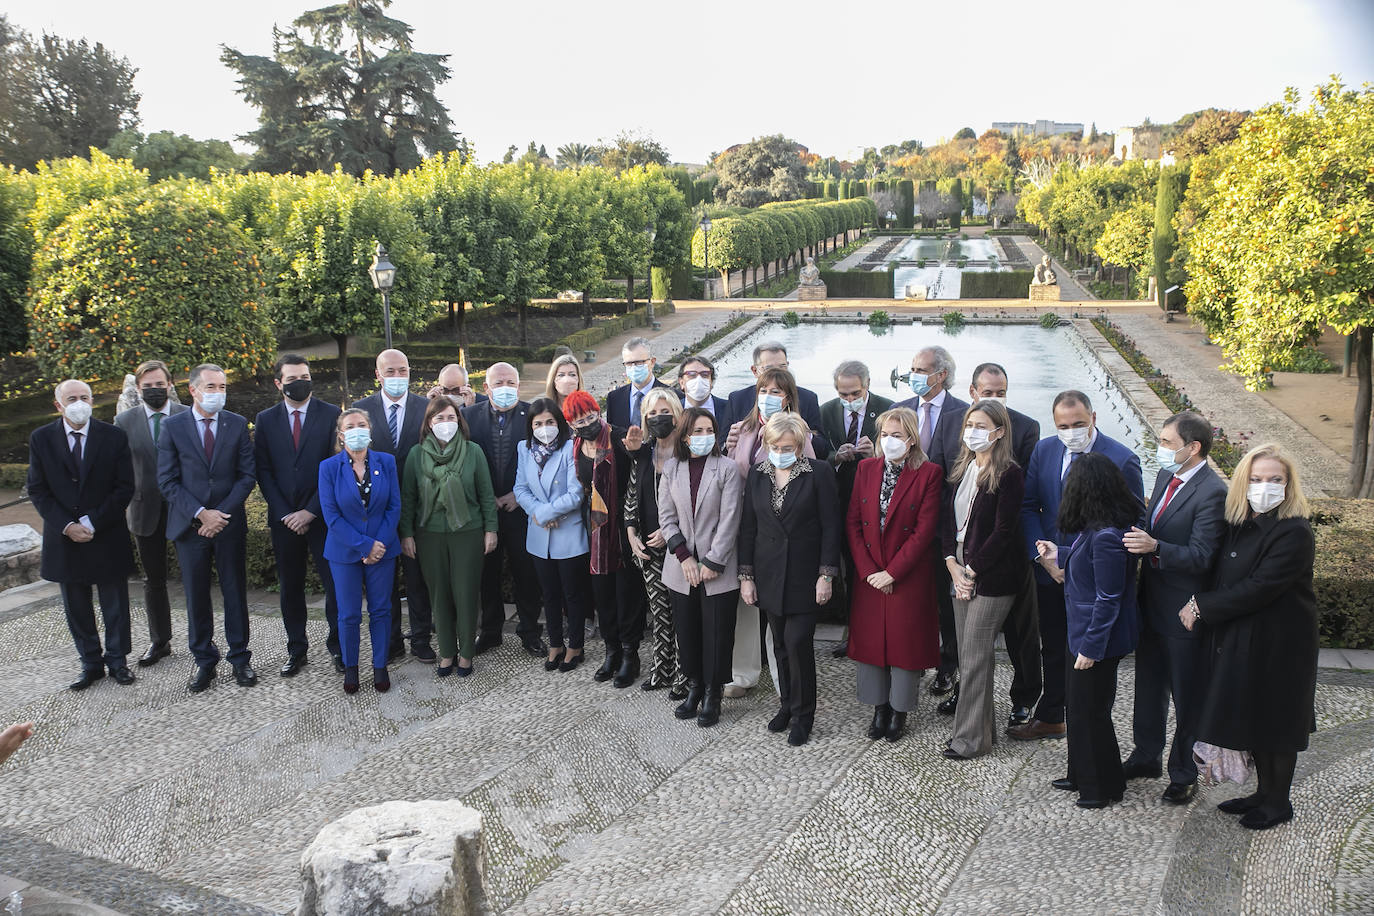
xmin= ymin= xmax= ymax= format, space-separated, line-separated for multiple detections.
xmin=330 ymin=558 xmax=395 ymax=669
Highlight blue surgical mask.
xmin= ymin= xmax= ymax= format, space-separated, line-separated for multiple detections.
xmin=627 ymin=363 xmax=651 ymax=386
xmin=757 ymin=393 xmax=784 ymax=418
xmin=842 ymin=397 xmax=864 ymax=414
xmin=768 ymin=450 xmax=797 ymax=469
xmin=199 ymin=392 xmax=226 ymax=414
xmin=1155 ymin=444 xmax=1184 ymax=473
xmin=490 ymin=386 xmax=519 ymax=409
xmin=908 ymin=373 xmax=930 ymax=397
xmin=688 ymin=435 xmax=715 ymax=457
xmin=343 ymin=428 xmax=371 ymax=451
xmin=382 ymin=377 xmax=409 ymax=398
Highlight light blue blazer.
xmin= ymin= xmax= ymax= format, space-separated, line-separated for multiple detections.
xmin=319 ymin=449 xmax=402 ymax=564
xmin=513 ymin=439 xmax=588 ymax=560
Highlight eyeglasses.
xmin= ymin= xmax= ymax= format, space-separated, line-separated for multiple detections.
xmin=569 ymin=414 xmax=600 ymax=429
xmin=680 ymin=370 xmax=712 ymax=380
xmin=623 ymin=358 xmax=651 ymax=368
xmin=438 ymin=386 xmax=469 ymax=395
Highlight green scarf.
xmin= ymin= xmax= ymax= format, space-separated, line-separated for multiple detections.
xmin=413 ymin=433 xmax=472 ymax=529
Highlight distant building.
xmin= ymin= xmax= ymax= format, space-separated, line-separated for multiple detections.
xmin=990 ymin=120 xmax=1084 ymax=137
xmin=1115 ymin=126 xmax=1162 ymax=160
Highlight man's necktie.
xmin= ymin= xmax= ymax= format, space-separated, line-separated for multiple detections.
xmin=152 ymin=412 xmax=162 ymax=445
xmin=202 ymin=419 xmax=215 ymax=464
xmin=1062 ymin=449 xmax=1082 ymax=480
xmin=631 ymin=390 xmax=642 ymax=427
xmin=388 ymin=403 xmax=400 ymax=445
xmin=1150 ymin=476 xmax=1183 ymax=568
xmin=847 ymin=410 xmax=860 ymax=445
xmin=920 ymin=401 xmax=934 ymax=455
xmin=291 ymin=409 xmax=303 ymax=450
xmin=71 ymin=431 xmax=83 ymax=469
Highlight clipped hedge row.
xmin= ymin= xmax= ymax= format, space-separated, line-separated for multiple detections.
xmin=531 ymin=301 xmax=675 ymax=362
xmin=1312 ymin=498 xmax=1374 ymax=650
xmin=960 ymin=270 xmax=1035 ymax=298
xmin=819 ymin=267 xmax=895 ymax=298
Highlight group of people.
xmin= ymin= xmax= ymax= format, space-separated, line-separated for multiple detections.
xmin=30 ymin=334 xmax=1318 ymax=828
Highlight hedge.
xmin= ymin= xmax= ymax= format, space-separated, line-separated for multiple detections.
xmin=1312 ymin=498 xmax=1374 ymax=650
xmin=960 ymin=270 xmax=1034 ymax=298
xmin=531 ymin=300 xmax=674 ymax=362
xmin=818 ymin=267 xmax=895 ymax=298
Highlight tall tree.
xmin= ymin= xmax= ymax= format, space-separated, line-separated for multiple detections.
xmin=0 ymin=16 xmax=141 ymax=170
xmin=556 ymin=142 xmax=599 ymax=169
xmin=221 ymin=0 xmax=460 ymax=176
xmin=713 ymin=135 xmax=810 ymax=208
xmin=596 ymin=132 xmax=669 ymax=173
xmin=103 ymin=129 xmax=247 ymax=182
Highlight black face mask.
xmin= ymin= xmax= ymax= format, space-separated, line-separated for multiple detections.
xmin=282 ymin=378 xmax=313 ymax=402
xmin=141 ymin=386 xmax=169 ymax=409
xmin=574 ymin=419 xmax=603 ymax=440
xmin=645 ymin=415 xmax=676 ymax=439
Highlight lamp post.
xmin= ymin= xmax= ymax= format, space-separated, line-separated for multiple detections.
xmin=698 ymin=215 xmax=713 ymax=300
xmin=644 ymin=221 xmax=657 ymax=325
xmin=368 ymin=242 xmax=397 ymax=350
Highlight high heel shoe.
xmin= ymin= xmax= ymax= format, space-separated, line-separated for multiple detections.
xmin=372 ymin=667 xmax=389 ymax=692
xmin=343 ymin=665 xmax=359 ymax=694
xmin=675 ymin=682 xmax=705 ymax=720
xmin=868 ymin=704 xmax=892 ymax=740
xmin=544 ymin=650 xmax=563 ymax=672
xmin=558 ymin=651 xmax=583 ymax=672
xmin=436 ymin=662 xmax=455 ymax=678
xmin=455 ymin=657 xmax=473 ymax=678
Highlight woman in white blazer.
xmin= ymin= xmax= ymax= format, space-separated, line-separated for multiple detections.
xmin=514 ymin=398 xmax=590 ymax=672
xmin=657 ymin=407 xmax=744 ymax=727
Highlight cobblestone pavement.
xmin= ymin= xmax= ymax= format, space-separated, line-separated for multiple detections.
xmin=0 ymin=591 xmax=1371 ymax=915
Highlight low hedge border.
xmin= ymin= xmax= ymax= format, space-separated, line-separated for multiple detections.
xmin=532 ymin=301 xmax=675 ymax=363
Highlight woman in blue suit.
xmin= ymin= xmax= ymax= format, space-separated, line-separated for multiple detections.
xmin=514 ymin=397 xmax=591 ymax=673
xmin=320 ymin=408 xmax=402 ymax=694
xmin=1036 ymin=453 xmax=1141 ymax=809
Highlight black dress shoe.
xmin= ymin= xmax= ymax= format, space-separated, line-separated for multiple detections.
xmin=137 ymin=643 xmax=171 ymax=668
xmin=1217 ymin=793 xmax=1264 ymax=815
xmin=942 ymin=746 xmax=971 ymax=760
xmin=767 ymin=708 xmax=792 ymax=733
xmin=885 ymin=711 xmax=908 ymax=742
xmin=436 ymin=663 xmax=456 ymax=678
xmin=374 ymin=666 xmax=391 ymax=691
xmin=1075 ymin=797 xmax=1119 ymax=809
xmin=1007 ymin=705 xmax=1032 ymax=727
xmin=331 ymin=653 xmax=345 ymax=674
xmin=787 ymin=722 xmax=811 ymax=746
xmin=697 ymin=686 xmax=723 ymax=728
xmin=473 ymin=635 xmax=501 ymax=656
xmin=544 ymin=654 xmax=561 ymax=672
xmin=386 ymin=644 xmax=406 ymax=664
xmin=675 ymin=682 xmax=705 ymax=720
xmin=522 ymin=638 xmax=548 ymax=658
xmin=929 ymin=671 xmax=957 ymax=696
xmin=1052 ymin=777 xmax=1079 ymax=792
xmin=937 ymin=687 xmax=959 ymax=715
xmin=612 ymin=647 xmax=640 ymax=688
xmin=411 ymin=644 xmax=437 ymax=663
xmin=1162 ymin=782 xmax=1198 ymax=804
xmin=868 ymin=704 xmax=892 ymax=740
xmin=188 ymin=665 xmax=217 ymax=693
xmin=280 ymin=655 xmax=308 ymax=678
xmin=1239 ymin=802 xmax=1293 ymax=830
xmin=594 ymin=648 xmax=622 ymax=682
xmin=233 ymin=664 xmax=259 ymax=687
xmin=1122 ymin=758 xmax=1163 ymax=780
xmin=558 ymin=652 xmax=583 ymax=673
xmin=110 ymin=666 xmax=136 ymax=686
xmin=831 ymin=639 xmax=849 ymax=659
xmin=70 ymin=668 xmax=105 ymax=691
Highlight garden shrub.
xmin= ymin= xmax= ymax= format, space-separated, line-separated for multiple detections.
xmin=1311 ymin=498 xmax=1374 ymax=649
xmin=961 ymin=270 xmax=1034 ymax=298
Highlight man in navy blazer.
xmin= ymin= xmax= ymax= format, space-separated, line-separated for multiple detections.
xmin=724 ymin=340 xmax=828 ymax=453
xmin=463 ymin=362 xmax=545 ymax=656
xmin=605 ymin=337 xmax=671 ymax=429
xmin=157 ymin=363 xmax=258 ymax=693
xmin=352 ymin=348 xmax=435 ymax=664
xmin=968 ymin=362 xmax=1041 ymax=725
xmin=1010 ymin=389 xmax=1144 ymax=740
xmin=1121 ymin=411 xmax=1228 ymax=802
xmin=895 ymin=345 xmax=970 ymax=691
xmin=254 ymin=354 xmax=343 ymax=678
xmin=28 ymin=380 xmax=137 ymax=690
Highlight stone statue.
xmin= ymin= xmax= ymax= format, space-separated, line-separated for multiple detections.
xmin=1032 ymin=254 xmax=1058 ymax=286
xmin=799 ymin=256 xmax=823 ymax=286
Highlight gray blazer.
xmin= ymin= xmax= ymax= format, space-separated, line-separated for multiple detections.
xmin=1138 ymin=465 xmax=1229 ymax=638
xmin=114 ymin=401 xmax=188 ymax=536
xmin=657 ymin=454 xmax=743 ymax=597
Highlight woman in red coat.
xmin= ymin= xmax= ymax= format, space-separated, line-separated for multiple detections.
xmin=846 ymin=406 xmax=943 ymax=742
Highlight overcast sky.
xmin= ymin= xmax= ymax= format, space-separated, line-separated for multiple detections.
xmin=10 ymin=0 xmax=1373 ymax=164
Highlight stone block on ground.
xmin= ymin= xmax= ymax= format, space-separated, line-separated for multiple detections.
xmin=796 ymin=283 xmax=827 ymax=301
xmin=299 ymin=800 xmax=488 ymax=916
xmin=1028 ymin=284 xmax=1061 ymax=301
xmin=0 ymin=524 xmax=40 ymax=558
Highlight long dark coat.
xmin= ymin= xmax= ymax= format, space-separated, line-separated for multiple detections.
xmin=738 ymin=459 xmax=842 ymax=615
xmin=846 ymin=457 xmax=943 ymax=671
xmin=1194 ymin=513 xmax=1318 ymax=753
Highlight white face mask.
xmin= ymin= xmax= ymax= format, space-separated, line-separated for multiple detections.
xmin=880 ymin=434 xmax=909 ymax=462
xmin=978 ymin=396 xmax=1006 ymax=407
xmin=1057 ymin=426 xmax=1090 ymax=453
xmin=963 ymin=428 xmax=996 ymax=453
xmin=842 ymin=396 xmax=865 ymax=414
xmin=684 ymin=377 xmax=712 ymax=403
xmin=63 ymin=401 xmax=92 ymax=426
xmin=432 ymin=420 xmax=459 ymax=444
xmin=1247 ymin=481 xmax=1285 ymax=514
xmin=533 ymin=425 xmax=559 ymax=445
xmin=198 ymin=391 xmax=226 ymax=414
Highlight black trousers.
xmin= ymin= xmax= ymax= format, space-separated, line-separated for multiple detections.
xmin=764 ymin=608 xmax=818 ymax=725
xmin=61 ymin=578 xmax=131 ymax=670
xmin=1033 ymin=581 xmax=1068 ymax=724
xmin=671 ymin=586 xmax=738 ymax=689
xmin=1066 ymin=654 xmax=1126 ymax=802
xmin=1254 ymin=750 xmax=1298 ymax=810
xmin=935 ymin=554 xmax=958 ymax=677
xmin=389 ymin=552 xmax=433 ymax=651
xmin=134 ymin=506 xmax=173 ymax=646
xmin=271 ymin=521 xmax=339 ymax=659
xmin=479 ymin=507 xmax=543 ymax=643
xmin=175 ymin=526 xmax=250 ymax=667
xmin=1002 ymin=563 xmax=1042 ymax=709
xmin=532 ymin=554 xmax=590 ymax=650
xmin=1130 ymin=623 xmax=1207 ymax=783
xmin=592 ymin=566 xmax=646 ymax=648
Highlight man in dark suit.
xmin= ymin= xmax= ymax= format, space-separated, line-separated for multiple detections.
xmin=1011 ymin=389 xmax=1144 ymax=740
xmin=1121 ymin=411 xmax=1228 ymax=803
xmin=353 ymin=348 xmax=436 ymax=664
xmin=463 ymin=361 xmax=545 ymax=657
xmin=967 ymin=362 xmax=1041 ymax=725
xmin=605 ymin=337 xmax=670 ymax=429
xmin=255 ymin=354 xmax=343 ymax=678
xmin=113 ymin=359 xmax=188 ymax=668
xmin=819 ymin=359 xmax=892 ymax=658
xmin=157 ymin=363 xmax=258 ymax=693
xmin=427 ymin=363 xmax=488 ymax=407
xmin=894 ymin=345 xmax=970 ymax=693
xmin=28 ymin=380 xmax=137 ymax=690
xmin=724 ymin=340 xmax=828 ymax=454
xmin=675 ymin=355 xmax=731 ymax=442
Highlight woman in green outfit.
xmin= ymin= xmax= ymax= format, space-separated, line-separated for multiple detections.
xmin=400 ymin=396 xmax=499 ymax=677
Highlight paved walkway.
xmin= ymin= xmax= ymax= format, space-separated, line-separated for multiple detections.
xmin=0 ymin=582 xmax=1371 ymax=915
xmin=1013 ymin=236 xmax=1096 ymax=301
